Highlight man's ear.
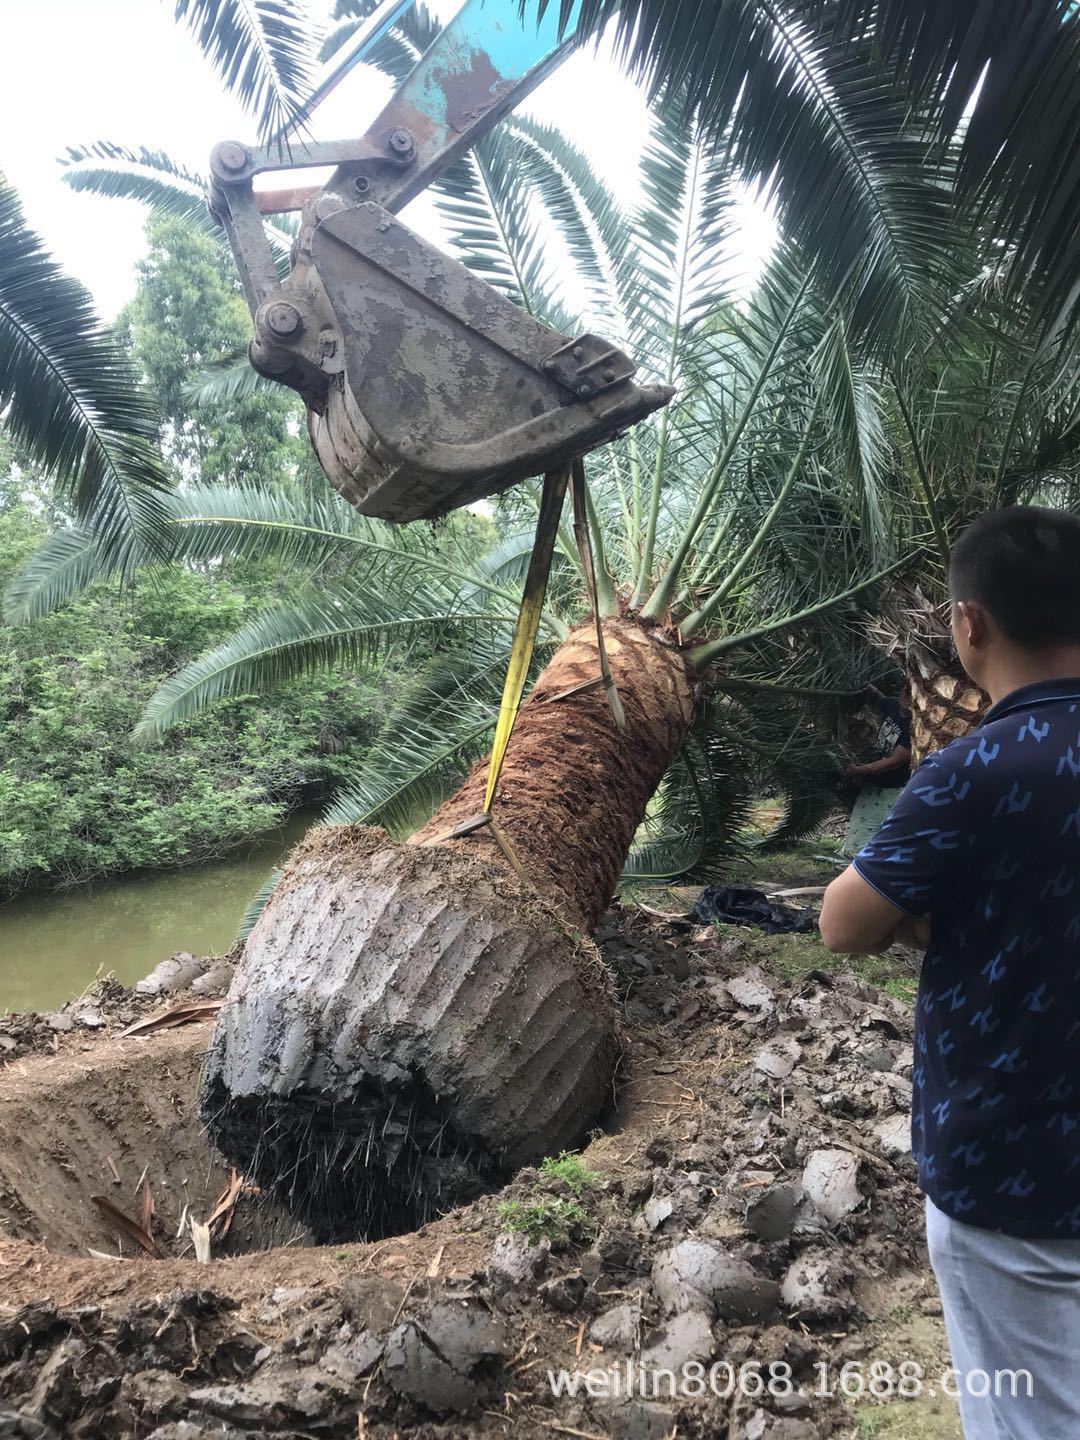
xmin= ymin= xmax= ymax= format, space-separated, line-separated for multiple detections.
xmin=954 ymin=599 xmax=989 ymax=649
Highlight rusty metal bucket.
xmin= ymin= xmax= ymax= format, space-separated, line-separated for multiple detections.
xmin=248 ymin=200 xmax=673 ymax=523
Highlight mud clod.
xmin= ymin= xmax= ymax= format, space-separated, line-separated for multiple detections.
xmin=801 ymin=1149 xmax=863 ymax=1225
xmin=653 ymin=1240 xmax=779 ymax=1323
xmin=745 ymin=1183 xmax=803 ymax=1242
xmin=488 ymin=1232 xmax=550 ymax=1291
xmin=384 ymin=1301 xmax=508 ymax=1413
xmin=640 ymin=1309 xmax=715 ymax=1369
xmin=589 ymin=1301 xmax=641 ymax=1351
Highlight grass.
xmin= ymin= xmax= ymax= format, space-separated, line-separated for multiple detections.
xmin=720 ymin=924 xmax=919 ymax=1005
xmin=540 ymin=1150 xmax=600 ymax=1196
xmin=496 ymin=1196 xmax=591 ymax=1247
xmin=851 ymin=1397 xmax=962 ymax=1439
xmin=630 ymin=832 xmax=922 ymax=1008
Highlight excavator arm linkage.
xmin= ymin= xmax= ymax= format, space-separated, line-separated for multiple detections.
xmin=209 ymin=0 xmax=671 ymax=523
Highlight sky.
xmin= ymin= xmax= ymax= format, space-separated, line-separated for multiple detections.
xmin=0 ymin=0 xmax=774 ymax=320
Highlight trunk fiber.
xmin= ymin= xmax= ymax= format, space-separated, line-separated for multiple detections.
xmin=906 ymin=652 xmax=988 ymax=760
xmin=200 ymin=619 xmax=694 ymax=1239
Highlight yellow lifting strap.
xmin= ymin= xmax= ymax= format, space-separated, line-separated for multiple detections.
xmin=433 ymin=459 xmax=626 ymax=874
xmin=483 ymin=466 xmax=570 ymax=811
xmin=431 ymin=466 xmax=568 ymax=866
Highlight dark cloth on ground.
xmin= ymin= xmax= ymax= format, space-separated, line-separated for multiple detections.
xmin=693 ymin=885 xmax=817 ymax=935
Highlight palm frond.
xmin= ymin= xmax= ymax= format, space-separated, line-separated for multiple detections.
xmin=812 ymin=312 xmax=891 ymax=555
xmin=555 ymin=4 xmax=959 ymax=349
xmin=184 ymin=354 xmax=273 ymax=406
xmin=3 ymin=525 xmax=128 ymax=624
xmin=3 ymin=483 xmax=529 ymax=624
xmin=238 ymin=867 xmax=283 ymax=940
xmin=322 ymin=637 xmax=517 ymax=835
xmin=322 ymin=0 xmax=440 ymax=76
xmin=173 ymin=0 xmax=316 ymax=145
xmin=623 ymin=730 xmax=754 ymax=881
xmin=135 ymin=576 xmax=513 ymax=736
xmin=0 ymin=180 xmax=171 ymax=570
xmin=61 ymin=144 xmax=296 ymax=266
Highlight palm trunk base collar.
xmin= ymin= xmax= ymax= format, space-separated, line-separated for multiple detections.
xmin=199 ymin=826 xmax=618 ymax=1242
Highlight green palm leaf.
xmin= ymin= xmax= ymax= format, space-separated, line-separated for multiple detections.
xmin=322 ymin=637 xmax=519 ymax=835
xmin=183 ymin=354 xmax=273 ymax=407
xmin=136 ymin=576 xmax=515 ymax=737
xmin=61 ymin=144 xmax=296 ymax=267
xmin=173 ymin=0 xmax=316 ymax=145
xmin=0 ymin=180 xmax=170 ymax=568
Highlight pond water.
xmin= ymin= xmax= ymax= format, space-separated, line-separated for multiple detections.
xmin=0 ymin=809 xmax=319 ymax=1014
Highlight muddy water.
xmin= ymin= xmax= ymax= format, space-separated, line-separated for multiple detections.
xmin=0 ymin=809 xmax=318 ymax=1014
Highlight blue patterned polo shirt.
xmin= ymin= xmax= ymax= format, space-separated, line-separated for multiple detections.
xmin=854 ymin=679 xmax=1080 ymax=1237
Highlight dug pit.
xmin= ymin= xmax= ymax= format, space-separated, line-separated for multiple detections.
xmin=0 ymin=1027 xmax=309 ymax=1260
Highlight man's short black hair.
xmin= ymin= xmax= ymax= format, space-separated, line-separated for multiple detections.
xmin=949 ymin=506 xmax=1080 ymax=647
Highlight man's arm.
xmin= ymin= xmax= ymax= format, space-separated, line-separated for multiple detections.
xmin=820 ymin=865 xmax=929 ymax=954
xmin=846 ymin=743 xmax=911 ymax=778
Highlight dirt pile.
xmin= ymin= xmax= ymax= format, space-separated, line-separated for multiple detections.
xmin=0 ymin=904 xmax=942 ymax=1439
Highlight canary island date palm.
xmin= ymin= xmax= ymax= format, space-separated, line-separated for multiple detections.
xmin=6 ymin=4 xmax=971 ymax=1237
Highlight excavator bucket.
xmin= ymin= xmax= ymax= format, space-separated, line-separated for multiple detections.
xmin=248 ymin=200 xmax=672 ymax=523
xmin=209 ymin=0 xmax=674 ymax=523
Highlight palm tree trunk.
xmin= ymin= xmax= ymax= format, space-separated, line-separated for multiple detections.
xmin=411 ymin=618 xmax=695 ymax=929
xmin=905 ymin=649 xmax=988 ymax=760
xmin=872 ymin=587 xmax=988 ymax=761
xmin=200 ymin=618 xmax=694 ymax=1240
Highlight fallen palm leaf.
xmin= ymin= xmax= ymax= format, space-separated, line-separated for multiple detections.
xmin=91 ymin=1194 xmax=163 ymax=1258
xmin=190 ymin=1215 xmax=212 ymax=1263
xmin=120 ymin=1001 xmax=223 ymax=1037
xmin=86 ymin=1248 xmax=131 ymax=1261
xmin=206 ymin=1168 xmax=243 ymax=1238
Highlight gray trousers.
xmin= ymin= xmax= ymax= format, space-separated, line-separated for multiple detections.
xmin=926 ymin=1197 xmax=1080 ymax=1439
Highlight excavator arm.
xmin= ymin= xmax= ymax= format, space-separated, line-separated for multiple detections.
xmin=209 ymin=0 xmax=672 ymax=523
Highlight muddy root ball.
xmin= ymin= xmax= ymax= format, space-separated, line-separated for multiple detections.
xmin=199 ymin=827 xmax=618 ymax=1241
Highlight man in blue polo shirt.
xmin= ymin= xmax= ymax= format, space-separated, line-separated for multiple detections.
xmin=820 ymin=507 xmax=1080 ymax=1440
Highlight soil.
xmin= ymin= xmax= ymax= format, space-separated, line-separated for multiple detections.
xmin=0 ymin=865 xmax=961 ymax=1440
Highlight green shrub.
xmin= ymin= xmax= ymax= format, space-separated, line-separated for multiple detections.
xmin=495 ymin=1197 xmax=592 ymax=1247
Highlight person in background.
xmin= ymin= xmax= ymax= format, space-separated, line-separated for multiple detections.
xmin=842 ymin=682 xmax=913 ymax=855
xmin=820 ymin=506 xmax=1080 ymax=1440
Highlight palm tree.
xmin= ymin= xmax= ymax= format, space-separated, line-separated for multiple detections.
xmin=13 ymin=11 xmax=915 ymax=1228
xmin=0 ymin=176 xmax=170 ymax=566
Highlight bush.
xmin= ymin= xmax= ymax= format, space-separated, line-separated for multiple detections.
xmin=0 ymin=506 xmax=389 ymax=896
